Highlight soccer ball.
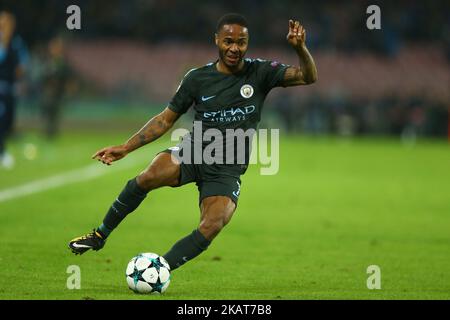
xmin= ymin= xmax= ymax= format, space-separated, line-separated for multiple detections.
xmin=125 ymin=252 xmax=171 ymax=294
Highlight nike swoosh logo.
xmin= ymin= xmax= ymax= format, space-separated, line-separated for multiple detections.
xmin=115 ymin=198 xmax=128 ymax=207
xmin=72 ymin=243 xmax=92 ymax=249
xmin=201 ymin=95 xmax=216 ymax=102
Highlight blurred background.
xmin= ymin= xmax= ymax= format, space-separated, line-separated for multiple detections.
xmin=1 ymin=0 xmax=450 ymax=300
xmin=1 ymin=0 xmax=449 ymax=147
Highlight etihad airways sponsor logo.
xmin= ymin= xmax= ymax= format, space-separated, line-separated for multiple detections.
xmin=203 ymin=105 xmax=256 ymax=122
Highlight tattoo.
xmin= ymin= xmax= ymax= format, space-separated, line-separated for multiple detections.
xmin=123 ymin=115 xmax=170 ymax=151
xmin=139 ymin=133 xmax=147 ymax=146
xmin=124 ymin=107 xmax=180 ymax=153
xmin=282 ymin=46 xmax=317 ymax=87
xmin=283 ymin=67 xmax=304 ymax=86
xmin=138 ymin=117 xmax=167 ymax=146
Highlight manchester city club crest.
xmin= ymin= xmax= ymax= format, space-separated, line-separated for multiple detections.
xmin=240 ymin=84 xmax=254 ymax=98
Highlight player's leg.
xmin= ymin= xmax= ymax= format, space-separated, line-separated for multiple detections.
xmin=198 ymin=196 xmax=236 ymax=240
xmin=0 ymin=95 xmax=15 ymax=169
xmin=163 ymin=195 xmax=236 ymax=270
xmin=97 ymin=151 xmax=181 ymax=237
xmin=69 ymin=152 xmax=180 ymax=254
xmin=0 ymin=98 xmax=6 ymax=158
xmin=42 ymin=100 xmax=60 ymax=139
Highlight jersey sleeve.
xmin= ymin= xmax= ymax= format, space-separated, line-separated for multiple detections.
xmin=256 ymin=59 xmax=290 ymax=92
xmin=168 ymin=69 xmax=196 ymax=115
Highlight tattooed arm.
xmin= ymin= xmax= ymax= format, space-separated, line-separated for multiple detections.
xmin=282 ymin=19 xmax=318 ymax=87
xmin=92 ymin=107 xmax=180 ymax=165
xmin=125 ymin=107 xmax=180 ymax=152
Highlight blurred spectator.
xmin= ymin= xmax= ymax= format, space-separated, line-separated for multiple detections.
xmin=38 ymin=36 xmax=72 ymax=139
xmin=0 ymin=10 xmax=28 ymax=169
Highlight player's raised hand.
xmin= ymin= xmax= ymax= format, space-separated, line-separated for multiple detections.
xmin=287 ymin=19 xmax=306 ymax=49
xmin=92 ymin=145 xmax=128 ymax=165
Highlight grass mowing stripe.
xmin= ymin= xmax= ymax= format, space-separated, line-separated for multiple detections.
xmin=0 ymin=157 xmax=146 ymax=204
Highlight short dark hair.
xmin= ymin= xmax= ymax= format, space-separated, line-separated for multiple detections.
xmin=216 ymin=13 xmax=248 ymax=32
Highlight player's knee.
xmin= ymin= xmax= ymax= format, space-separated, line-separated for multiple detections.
xmin=137 ymin=169 xmax=159 ymax=191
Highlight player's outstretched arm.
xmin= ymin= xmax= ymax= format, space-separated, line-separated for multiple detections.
xmin=92 ymin=107 xmax=180 ymax=165
xmin=282 ymin=19 xmax=318 ymax=87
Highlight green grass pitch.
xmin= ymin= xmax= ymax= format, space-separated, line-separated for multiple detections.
xmin=0 ymin=131 xmax=449 ymax=299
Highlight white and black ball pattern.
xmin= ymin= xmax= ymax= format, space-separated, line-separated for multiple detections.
xmin=126 ymin=253 xmax=171 ymax=294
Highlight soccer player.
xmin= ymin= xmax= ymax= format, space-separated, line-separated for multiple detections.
xmin=69 ymin=14 xmax=317 ymax=271
xmin=0 ymin=11 xmax=28 ymax=169
xmin=40 ymin=36 xmax=71 ymax=139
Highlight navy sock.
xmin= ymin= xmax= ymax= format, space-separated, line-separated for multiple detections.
xmin=97 ymin=224 xmax=112 ymax=238
xmin=98 ymin=178 xmax=147 ymax=238
xmin=163 ymin=229 xmax=211 ymax=271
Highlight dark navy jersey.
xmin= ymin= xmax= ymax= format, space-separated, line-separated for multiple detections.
xmin=0 ymin=35 xmax=28 ymax=94
xmin=169 ymin=58 xmax=289 ymax=132
xmin=168 ymin=58 xmax=289 ymax=165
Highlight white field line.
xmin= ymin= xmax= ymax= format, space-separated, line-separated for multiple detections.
xmin=0 ymin=159 xmax=145 ymax=203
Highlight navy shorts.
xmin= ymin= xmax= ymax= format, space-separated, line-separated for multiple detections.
xmin=159 ymin=147 xmax=247 ymax=206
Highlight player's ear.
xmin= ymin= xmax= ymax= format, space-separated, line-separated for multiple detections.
xmin=215 ymin=33 xmax=219 ymax=46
